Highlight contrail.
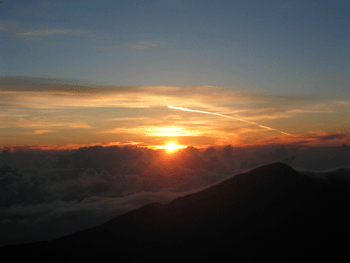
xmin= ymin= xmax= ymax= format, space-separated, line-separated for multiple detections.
xmin=168 ymin=105 xmax=295 ymax=137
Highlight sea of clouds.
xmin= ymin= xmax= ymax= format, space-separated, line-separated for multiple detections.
xmin=1 ymin=144 xmax=350 ymax=246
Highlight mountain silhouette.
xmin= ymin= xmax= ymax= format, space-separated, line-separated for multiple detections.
xmin=2 ymin=162 xmax=350 ymax=261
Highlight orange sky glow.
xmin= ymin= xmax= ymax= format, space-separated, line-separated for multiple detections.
xmin=1 ymin=83 xmax=349 ymax=150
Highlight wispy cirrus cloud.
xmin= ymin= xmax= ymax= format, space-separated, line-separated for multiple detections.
xmin=1 ymin=77 xmax=348 ymax=147
xmin=128 ymin=40 xmax=160 ymax=50
xmin=0 ymin=19 xmax=89 ymax=41
xmin=96 ymin=40 xmax=161 ymax=53
xmin=33 ymin=130 xmax=55 ymax=135
xmin=100 ymin=126 xmax=201 ymax=137
xmin=2 ymin=115 xmax=93 ymax=130
xmin=0 ymin=83 xmax=340 ymax=127
xmin=0 ymin=19 xmax=21 ymax=33
xmin=332 ymin=100 xmax=350 ymax=105
xmin=16 ymin=120 xmax=92 ymax=129
xmin=14 ymin=28 xmax=89 ymax=40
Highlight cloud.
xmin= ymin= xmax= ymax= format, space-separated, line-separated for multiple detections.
xmin=33 ymin=130 xmax=55 ymax=134
xmin=0 ymin=145 xmax=233 ymax=245
xmin=17 ymin=28 xmax=88 ymax=38
xmin=0 ymin=19 xmax=21 ymax=33
xmin=0 ymin=78 xmax=332 ymax=117
xmin=318 ymin=134 xmax=350 ymax=141
xmin=12 ymin=118 xmax=93 ymax=129
xmin=0 ymin=81 xmax=334 ymax=129
xmin=1 ymin=77 xmax=348 ymax=147
xmin=0 ymin=189 xmax=193 ymax=246
xmin=0 ymin=76 xmax=105 ymax=87
xmin=298 ymin=166 xmax=350 ymax=183
xmin=101 ymin=126 xmax=201 ymax=137
xmin=128 ymin=40 xmax=160 ymax=50
xmin=332 ymin=100 xmax=350 ymax=105
xmin=97 ymin=40 xmax=161 ymax=53
xmin=0 ymin=19 xmax=89 ymax=41
xmin=1 ymin=143 xmax=350 ymax=246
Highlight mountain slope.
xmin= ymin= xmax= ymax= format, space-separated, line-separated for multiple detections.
xmin=2 ymin=163 xmax=350 ymax=261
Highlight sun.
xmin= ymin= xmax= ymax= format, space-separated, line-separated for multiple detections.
xmin=163 ymin=142 xmax=183 ymax=153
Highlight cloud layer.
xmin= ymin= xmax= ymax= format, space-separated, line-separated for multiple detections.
xmin=1 ymin=144 xmax=350 ymax=246
xmin=1 ymin=77 xmax=349 ymax=148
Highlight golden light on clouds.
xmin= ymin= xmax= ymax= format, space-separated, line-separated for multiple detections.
xmin=160 ymin=142 xmax=186 ymax=153
xmin=1 ymin=83 xmax=349 ymax=148
xmin=146 ymin=126 xmax=199 ymax=137
xmin=99 ymin=126 xmax=200 ymax=137
xmin=168 ymin=105 xmax=295 ymax=137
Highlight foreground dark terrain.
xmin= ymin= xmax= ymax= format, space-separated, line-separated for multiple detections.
xmin=2 ymin=162 xmax=350 ymax=261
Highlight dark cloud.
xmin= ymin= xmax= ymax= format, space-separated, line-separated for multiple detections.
xmin=203 ymin=146 xmax=216 ymax=158
xmin=258 ymin=146 xmax=290 ymax=161
xmin=318 ymin=134 xmax=350 ymax=141
xmin=0 ymin=76 xmax=128 ymax=92
xmin=240 ymin=160 xmax=258 ymax=169
xmin=299 ymin=167 xmax=350 ymax=185
xmin=0 ymin=76 xmax=102 ymax=90
xmin=221 ymin=145 xmax=234 ymax=159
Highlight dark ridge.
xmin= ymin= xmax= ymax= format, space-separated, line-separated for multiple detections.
xmin=2 ymin=162 xmax=350 ymax=262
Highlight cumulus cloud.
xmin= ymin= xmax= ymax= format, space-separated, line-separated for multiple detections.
xmin=0 ymin=146 xmax=234 ymax=246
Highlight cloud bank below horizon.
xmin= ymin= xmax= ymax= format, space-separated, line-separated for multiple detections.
xmin=0 ymin=144 xmax=350 ymax=246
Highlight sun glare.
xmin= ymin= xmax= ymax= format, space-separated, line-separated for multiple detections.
xmin=163 ymin=142 xmax=184 ymax=153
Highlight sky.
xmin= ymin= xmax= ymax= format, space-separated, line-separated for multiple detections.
xmin=1 ymin=0 xmax=350 ymax=246
xmin=1 ymin=0 xmax=350 ymax=148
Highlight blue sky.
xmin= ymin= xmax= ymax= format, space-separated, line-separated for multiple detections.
xmin=1 ymin=0 xmax=349 ymax=96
